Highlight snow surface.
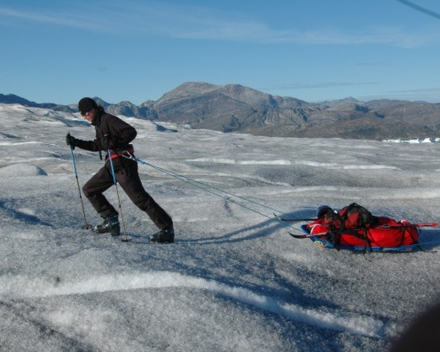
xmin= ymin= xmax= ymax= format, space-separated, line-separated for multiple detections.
xmin=1 ymin=103 xmax=440 ymax=351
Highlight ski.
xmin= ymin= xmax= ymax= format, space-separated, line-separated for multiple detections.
xmin=289 ymin=222 xmax=438 ymax=239
xmin=96 ymin=233 xmax=132 ymax=243
xmin=274 ymin=213 xmax=317 ymax=222
xmin=277 ymin=211 xmax=438 ymax=228
xmin=289 ymin=232 xmax=326 ymax=239
xmin=309 ymin=236 xmax=440 ymax=252
xmin=378 ymin=222 xmax=438 ymax=229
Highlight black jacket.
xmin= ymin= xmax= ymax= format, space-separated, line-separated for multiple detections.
xmin=75 ymin=111 xmax=137 ymax=154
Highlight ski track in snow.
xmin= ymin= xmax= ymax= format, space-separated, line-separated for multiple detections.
xmin=187 ymin=157 xmax=400 ymax=170
xmin=297 ymin=161 xmax=399 ymax=170
xmin=187 ymin=158 xmax=292 ymax=165
xmin=0 ymin=272 xmax=392 ymax=339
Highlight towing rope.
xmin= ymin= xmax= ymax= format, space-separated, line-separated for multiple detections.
xmin=121 ymin=152 xmax=298 ymax=225
xmin=121 ymin=152 xmax=440 ymax=248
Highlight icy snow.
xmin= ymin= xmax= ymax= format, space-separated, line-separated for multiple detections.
xmin=0 ymin=104 xmax=440 ymax=351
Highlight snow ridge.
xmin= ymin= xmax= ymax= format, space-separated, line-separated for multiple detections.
xmin=0 ymin=271 xmax=392 ymax=339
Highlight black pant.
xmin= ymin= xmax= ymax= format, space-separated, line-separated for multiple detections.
xmin=82 ymin=157 xmax=172 ymax=230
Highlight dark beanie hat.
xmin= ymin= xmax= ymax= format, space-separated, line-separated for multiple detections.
xmin=78 ymin=97 xmax=98 ymax=115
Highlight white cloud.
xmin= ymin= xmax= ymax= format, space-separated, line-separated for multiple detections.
xmin=0 ymin=1 xmax=439 ymax=47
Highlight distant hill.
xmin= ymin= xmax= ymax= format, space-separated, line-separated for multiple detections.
xmin=2 ymin=83 xmax=440 ymax=140
xmin=146 ymin=82 xmax=440 ymax=140
xmin=0 ymin=94 xmax=75 ymax=113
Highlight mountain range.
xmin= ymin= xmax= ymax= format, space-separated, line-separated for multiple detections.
xmin=2 ymin=82 xmax=440 ymax=140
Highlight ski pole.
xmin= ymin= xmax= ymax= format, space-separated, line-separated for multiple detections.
xmin=107 ymin=150 xmax=129 ymax=242
xmin=69 ymin=145 xmax=91 ymax=229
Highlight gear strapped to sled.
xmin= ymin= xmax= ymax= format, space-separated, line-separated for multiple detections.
xmin=304 ymin=203 xmax=420 ymax=251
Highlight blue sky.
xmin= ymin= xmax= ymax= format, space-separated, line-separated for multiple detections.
xmin=1 ymin=0 xmax=440 ymax=105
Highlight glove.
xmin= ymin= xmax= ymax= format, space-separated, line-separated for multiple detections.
xmin=66 ymin=133 xmax=78 ymax=149
xmin=102 ymin=134 xmax=114 ymax=150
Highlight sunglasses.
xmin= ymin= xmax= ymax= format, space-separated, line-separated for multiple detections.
xmin=81 ymin=109 xmax=93 ymax=116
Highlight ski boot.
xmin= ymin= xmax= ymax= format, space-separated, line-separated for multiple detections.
xmin=150 ymin=225 xmax=174 ymax=243
xmin=92 ymin=215 xmax=120 ymax=237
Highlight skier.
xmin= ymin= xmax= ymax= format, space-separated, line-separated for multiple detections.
xmin=66 ymin=97 xmax=174 ymax=243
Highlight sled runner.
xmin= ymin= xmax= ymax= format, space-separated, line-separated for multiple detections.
xmin=293 ymin=203 xmax=438 ymax=252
